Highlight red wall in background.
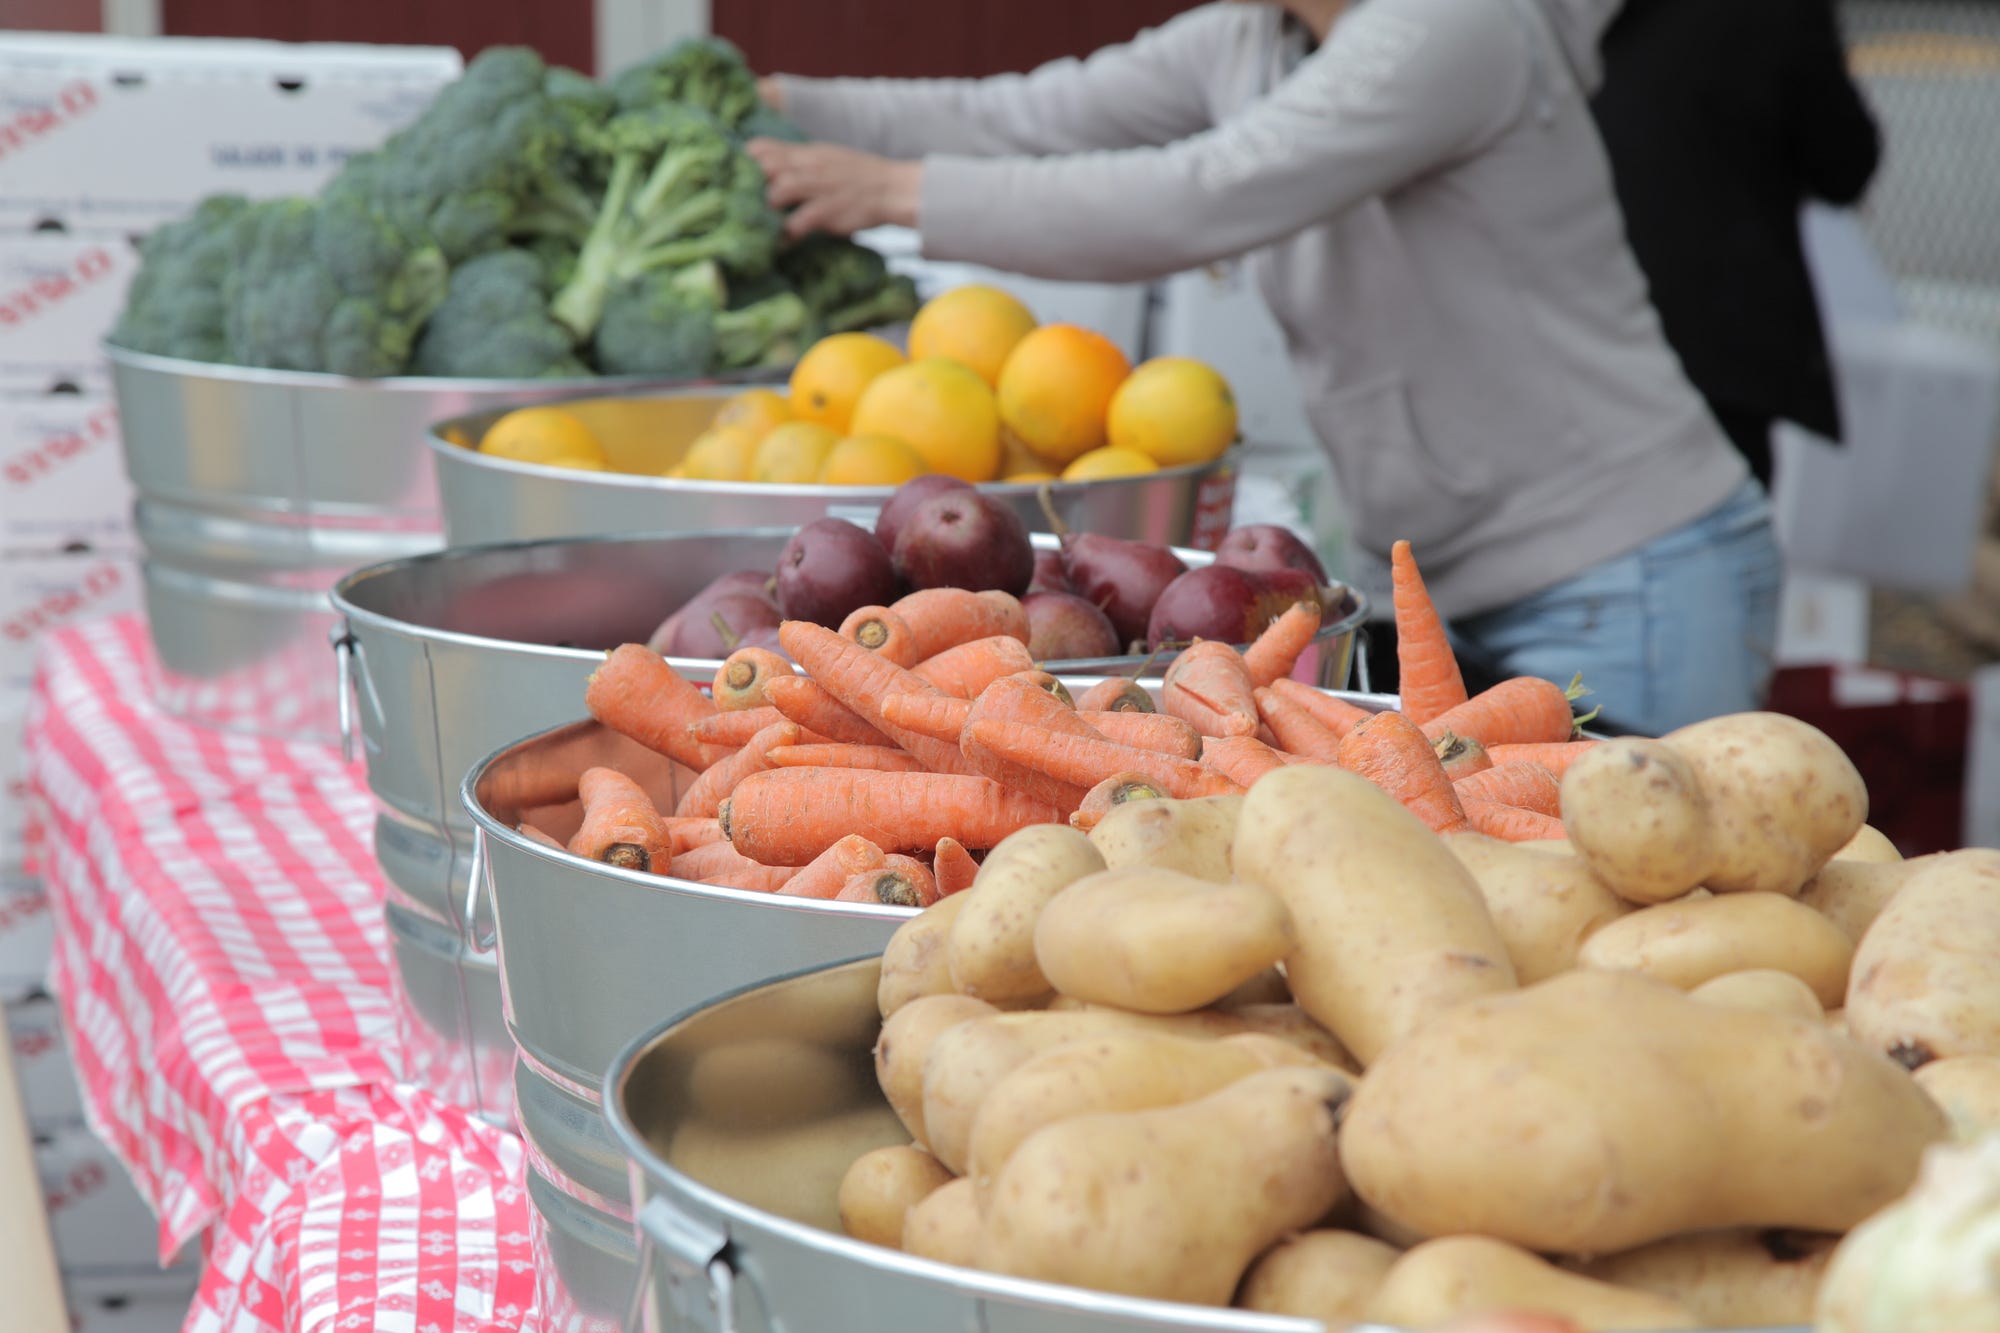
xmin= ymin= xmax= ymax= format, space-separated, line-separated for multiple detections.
xmin=7 ymin=0 xmax=100 ymax=31
xmin=159 ymin=0 xmax=594 ymax=74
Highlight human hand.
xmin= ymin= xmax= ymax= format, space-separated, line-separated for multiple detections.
xmin=757 ymin=75 xmax=784 ymax=112
xmin=744 ymin=139 xmax=922 ymax=238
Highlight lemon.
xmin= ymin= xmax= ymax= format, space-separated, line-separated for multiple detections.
xmin=711 ymin=386 xmax=792 ymax=442
xmin=848 ymin=358 xmax=1002 ymax=483
xmin=751 ymin=421 xmax=841 ymax=484
xmin=1003 ymin=470 xmax=1058 ymax=484
xmin=789 ymin=332 xmax=907 ymax=434
xmin=479 ymin=406 xmax=608 ymax=468
xmin=820 ymin=434 xmax=930 ymax=487
xmin=908 ymin=284 xmax=1038 ymax=388
xmin=679 ymin=425 xmax=761 ymax=481
xmin=1061 ymin=446 xmax=1160 ymax=482
xmin=1106 ymin=356 xmax=1239 ymax=467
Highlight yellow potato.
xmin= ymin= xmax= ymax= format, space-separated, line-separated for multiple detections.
xmin=901 ymin=1177 xmax=980 ymax=1268
xmin=1560 ymin=737 xmax=1715 ymax=904
xmin=981 ymin=1067 xmax=1350 ymax=1304
xmin=1569 ymin=1229 xmax=1841 ymax=1328
xmin=1799 ymin=856 xmax=1929 ymax=943
xmin=1578 ymin=890 xmax=1855 ymax=1008
xmin=1041 ymin=999 xmax=1356 ymax=1069
xmin=1442 ymin=831 xmax=1632 ymax=983
xmin=837 ymin=1144 xmax=954 ymax=1249
xmin=1368 ymin=1236 xmax=1700 ymax=1330
xmin=1233 ymin=766 xmax=1516 ymax=1065
xmin=1911 ymin=1055 xmax=2000 ymax=1143
xmin=1834 ymin=823 xmax=1901 ymax=863
xmin=1689 ymin=969 xmax=1825 ymax=1022
xmin=874 ymin=994 xmax=997 ymax=1147
xmin=947 ymin=824 xmax=1106 ymax=1004
xmin=1340 ymin=971 xmax=1946 ymax=1254
xmin=1033 ymin=866 xmax=1294 ymax=1013
xmin=1085 ymin=794 xmax=1244 ymax=883
xmin=878 ymin=892 xmax=970 ymax=1018
xmin=1847 ymin=849 xmax=2000 ymax=1068
xmin=1236 ymin=1230 xmax=1400 ymax=1323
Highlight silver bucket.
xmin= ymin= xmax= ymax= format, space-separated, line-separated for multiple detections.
xmin=604 ymin=956 xmax=1811 ymax=1333
xmin=107 ymin=345 xmax=777 ymax=745
xmin=426 ymin=391 xmax=1241 ymax=550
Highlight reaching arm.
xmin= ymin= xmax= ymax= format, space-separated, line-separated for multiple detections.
xmin=1786 ymin=0 xmax=1881 ymax=205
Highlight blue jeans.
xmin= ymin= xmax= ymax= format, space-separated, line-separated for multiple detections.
xmin=1453 ymin=480 xmax=1783 ymax=738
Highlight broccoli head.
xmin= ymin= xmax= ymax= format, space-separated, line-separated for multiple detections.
xmin=109 ymin=193 xmax=253 ymax=363
xmin=776 ymin=232 xmax=921 ymax=333
xmin=594 ymin=262 xmax=725 ymax=377
xmin=734 ymin=103 xmax=809 ymax=146
xmin=611 ymin=36 xmax=761 ymax=129
xmin=411 ymin=247 xmax=588 ymax=379
xmin=715 ymin=275 xmax=814 ymax=370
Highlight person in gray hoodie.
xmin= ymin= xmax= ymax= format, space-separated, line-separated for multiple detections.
xmin=746 ymin=0 xmax=1782 ymax=737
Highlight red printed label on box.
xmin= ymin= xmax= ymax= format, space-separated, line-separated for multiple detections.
xmin=0 ymin=235 xmax=139 ymax=385
xmin=0 ymin=395 xmax=132 ymax=550
xmin=1 ymin=554 xmax=143 ymax=687
xmin=0 ymin=79 xmax=98 ymax=165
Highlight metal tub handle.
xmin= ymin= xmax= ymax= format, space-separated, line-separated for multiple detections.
xmin=331 ymin=627 xmax=359 ymax=764
xmin=627 ymin=1194 xmax=736 ymax=1333
xmin=462 ymin=826 xmax=499 ymax=956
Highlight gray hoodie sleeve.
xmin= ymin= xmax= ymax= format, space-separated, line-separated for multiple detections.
xmin=916 ymin=0 xmax=1530 ymax=283
xmin=773 ymin=6 xmax=1231 ymax=159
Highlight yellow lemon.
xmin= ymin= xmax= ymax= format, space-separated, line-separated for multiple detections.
xmin=1106 ymin=357 xmax=1240 ymax=467
xmin=679 ymin=425 xmax=761 ymax=481
xmin=478 ymin=406 xmax=608 ymax=468
xmin=1004 ymin=470 xmax=1058 ymax=484
xmin=751 ymin=420 xmax=841 ymax=484
xmin=788 ymin=332 xmax=907 ymax=434
xmin=710 ymin=386 xmax=793 ymax=442
xmin=820 ymin=434 xmax=930 ymax=487
xmin=849 ymin=357 xmax=1002 ymax=483
xmin=995 ymin=324 xmax=1132 ymax=465
xmin=908 ymin=284 xmax=1039 ymax=388
xmin=1061 ymin=446 xmax=1160 ymax=482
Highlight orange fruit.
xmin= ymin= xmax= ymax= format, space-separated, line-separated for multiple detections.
xmin=788 ymin=332 xmax=906 ymax=434
xmin=907 ymin=284 xmax=1038 ymax=388
xmin=710 ymin=386 xmax=793 ymax=442
xmin=848 ymin=358 xmax=1002 ymax=483
xmin=1107 ymin=357 xmax=1239 ymax=467
xmin=751 ymin=420 xmax=840 ymax=483
xmin=995 ymin=324 xmax=1132 ymax=466
xmin=820 ymin=434 xmax=930 ymax=486
xmin=1004 ymin=470 xmax=1058 ymax=484
xmin=678 ymin=425 xmax=761 ymax=481
xmin=1061 ymin=446 xmax=1160 ymax=482
xmin=479 ymin=406 xmax=608 ymax=469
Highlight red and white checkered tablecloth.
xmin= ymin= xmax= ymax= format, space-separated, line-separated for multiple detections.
xmin=19 ymin=615 xmax=543 ymax=1333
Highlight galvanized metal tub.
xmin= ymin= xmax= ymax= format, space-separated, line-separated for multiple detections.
xmin=605 ymin=955 xmax=1812 ymax=1333
xmin=426 ymin=391 xmax=1241 ymax=550
xmin=107 ymin=344 xmax=776 ymax=745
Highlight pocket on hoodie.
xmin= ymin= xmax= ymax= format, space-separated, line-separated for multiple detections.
xmin=1322 ymin=373 xmax=1483 ymax=551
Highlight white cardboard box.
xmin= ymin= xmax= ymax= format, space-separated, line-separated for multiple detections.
xmin=39 ymin=1124 xmax=191 ymax=1274
xmin=0 ymin=34 xmax=461 ymax=232
xmin=0 ymin=393 xmax=134 ymax=553
xmin=2 ymin=703 xmax=31 ymax=871
xmin=64 ymin=1273 xmax=199 ymax=1333
xmin=1773 ymin=573 xmax=1872 ymax=668
xmin=1 ymin=552 xmax=143 ymax=700
xmin=0 ymin=873 xmax=55 ymax=995
xmin=8 ymin=992 xmax=83 ymax=1131
xmin=0 ymin=233 xmax=140 ymax=392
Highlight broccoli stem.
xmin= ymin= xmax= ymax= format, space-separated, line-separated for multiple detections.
xmin=550 ymin=152 xmax=643 ymax=338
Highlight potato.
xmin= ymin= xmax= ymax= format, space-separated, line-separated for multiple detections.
xmin=1443 ymin=832 xmax=1631 ymax=982
xmin=1032 ymin=866 xmax=1294 ymax=1013
xmin=1578 ymin=890 xmax=1855 ymax=1007
xmin=1367 ymin=1236 xmax=1700 ymax=1330
xmin=1234 ymin=766 xmax=1516 ymax=1065
xmin=1236 ymin=1230 xmax=1401 ymax=1322
xmin=1340 ymin=970 xmax=1947 ymax=1254
xmin=1912 ymin=1056 xmax=2000 ymax=1143
xmin=837 ymin=1144 xmax=954 ymax=1249
xmin=1834 ymin=823 xmax=1902 ymax=863
xmin=1086 ymin=794 xmax=1243 ymax=883
xmin=1847 ymin=849 xmax=2000 ymax=1068
xmin=1688 ymin=969 xmax=1825 ymax=1022
xmin=901 ymin=1177 xmax=980 ymax=1268
xmin=947 ymin=824 xmax=1105 ymax=1004
xmin=1660 ymin=711 xmax=1867 ymax=895
xmin=874 ymin=994 xmax=997 ymax=1147
xmin=1214 ymin=966 xmax=1292 ymax=1009
xmin=1043 ymin=999 xmax=1356 ymax=1069
xmin=1798 ymin=856 xmax=1928 ymax=943
xmin=878 ymin=892 xmax=971 ymax=1018
xmin=980 ymin=1066 xmax=1350 ymax=1304
xmin=1559 ymin=737 xmax=1715 ymax=904
xmin=1568 ymin=1228 xmax=1840 ymax=1328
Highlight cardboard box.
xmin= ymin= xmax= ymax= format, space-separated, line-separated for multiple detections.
xmin=0 ymin=393 xmax=134 ymax=553
xmin=1773 ymin=573 xmax=1871 ymax=667
xmin=8 ymin=992 xmax=83 ymax=1130
xmin=64 ymin=1273 xmax=200 ymax=1333
xmin=1 ymin=552 xmax=143 ymax=693
xmin=0 ymin=234 xmax=139 ymax=392
xmin=2 ymin=704 xmax=31 ymax=872
xmin=0 ymin=873 xmax=55 ymax=994
xmin=38 ymin=1125 xmax=191 ymax=1274
xmin=0 ymin=34 xmax=461 ymax=232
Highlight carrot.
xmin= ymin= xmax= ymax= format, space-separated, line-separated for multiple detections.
xmin=955 ymin=673 xmax=1103 ymax=811
xmin=1252 ymin=685 xmax=1344 ymax=764
xmin=720 ymin=768 xmax=1061 ymax=865
xmin=1076 ymin=678 xmax=1156 ymax=714
xmin=888 ymin=588 xmax=1031 ymax=662
xmin=764 ymin=674 xmax=893 ymax=749
xmin=1461 ymin=796 xmax=1567 ymax=843
xmin=1390 ymin=539 xmax=1468 ymax=725
xmin=664 ymin=817 xmax=727 ymax=855
xmin=670 ymin=838 xmax=800 ymax=892
xmin=835 ymin=853 xmax=940 ymax=908
xmin=879 ymin=691 xmax=975 ymax=744
xmin=1335 ymin=710 xmax=1469 ymax=834
xmin=584 ymin=644 xmax=728 ymax=772
xmin=933 ymin=837 xmax=979 ymax=897
xmin=673 ymin=720 xmax=800 ymax=819
xmin=777 ymin=620 xmax=977 ymax=777
xmin=711 ymin=646 xmax=795 ymax=712
xmin=1162 ymin=640 xmax=1260 ymax=738
xmin=1079 ymin=710 xmax=1201 ymax=760
xmin=1433 ymin=731 xmax=1494 ymax=781
xmin=689 ymin=705 xmax=785 ymax=747
xmin=963 ymin=717 xmax=1243 ymax=802
xmin=767 ymin=743 xmax=928 ymax=773
xmin=1419 ymin=674 xmax=1593 ymax=747
xmin=518 ymin=822 xmax=567 ymax=852
xmin=838 ymin=605 xmax=922 ymax=668
xmin=1242 ymin=600 xmax=1323 ymax=689
xmin=912 ymin=635 xmax=1037 ymax=700
xmin=774 ymin=834 xmax=885 ymax=900
xmin=1454 ymin=761 xmax=1563 ymax=818
xmin=1199 ymin=735 xmax=1295 ymax=790
xmin=1263 ymin=678 xmax=1372 ymax=740
xmin=1485 ymin=740 xmax=1602 ymax=777
xmin=568 ymin=767 xmax=675 ymax=874
xmin=1068 ymin=772 xmax=1169 ymax=832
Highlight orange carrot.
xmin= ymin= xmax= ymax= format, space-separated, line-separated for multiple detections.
xmin=775 ymin=834 xmax=886 ymax=900
xmin=1162 ymin=640 xmax=1260 ymax=738
xmin=764 ymin=674 xmax=893 ymax=749
xmin=585 ymin=644 xmax=728 ymax=772
xmin=838 ymin=605 xmax=922 ymax=668
xmin=777 ymin=620 xmax=976 ymax=776
xmin=1485 ymin=740 xmax=1602 ymax=777
xmin=1263 ymin=678 xmax=1373 ymax=740
xmin=767 ymin=743 xmax=928 ymax=773
xmin=1335 ymin=711 xmax=1469 ymax=834
xmin=1454 ymin=761 xmax=1563 ymax=818
xmin=518 ymin=822 xmax=567 ymax=852
xmin=689 ymin=705 xmax=785 ymax=747
xmin=1420 ymin=675 xmax=1592 ymax=747
xmin=879 ymin=691 xmax=974 ymax=744
xmin=1068 ymin=772 xmax=1169 ymax=831
xmin=888 ymin=588 xmax=1031 ymax=662
xmin=912 ymin=635 xmax=1037 ymax=700
xmin=665 ymin=817 xmax=727 ymax=855
xmin=1390 ymin=539 xmax=1468 ymax=725
xmin=933 ymin=837 xmax=979 ymax=897
xmin=712 ymin=646 xmax=795 ymax=712
xmin=1462 ymin=797 xmax=1567 ymax=843
xmin=674 ymin=720 xmax=800 ymax=819
xmin=955 ymin=674 xmax=1103 ymax=810
xmin=721 ymin=768 xmax=1061 ymax=865
xmin=835 ymin=854 xmax=939 ymax=908
xmin=1433 ymin=731 xmax=1493 ymax=781
xmin=670 ymin=838 xmax=800 ymax=892
xmin=1199 ymin=735 xmax=1296 ymax=790
xmin=1242 ymin=600 xmax=1323 ymax=689
xmin=1253 ymin=685 xmax=1344 ymax=764
xmin=569 ymin=767 xmax=675 ymax=873
xmin=1076 ymin=678 xmax=1156 ymax=714
xmin=1079 ymin=710 xmax=1201 ymax=760
xmin=963 ymin=717 xmax=1243 ymax=802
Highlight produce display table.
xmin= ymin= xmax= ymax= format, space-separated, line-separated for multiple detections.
xmin=18 ymin=615 xmax=543 ymax=1333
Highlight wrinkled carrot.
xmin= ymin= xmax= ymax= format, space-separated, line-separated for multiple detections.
xmin=888 ymin=588 xmax=1031 ymax=661
xmin=1433 ymin=731 xmax=1493 ymax=780
xmin=1391 ymin=539 xmax=1468 ymax=725
xmin=1162 ymin=640 xmax=1260 ymax=738
xmin=835 ymin=854 xmax=939 ymax=908
xmin=1336 ymin=710 xmax=1469 ymax=834
xmin=721 ymin=768 xmax=1061 ymax=865
xmin=1068 ymin=772 xmax=1169 ymax=831
xmin=879 ymin=691 xmax=975 ymax=744
xmin=1242 ymin=600 xmax=1323 ymax=689
xmin=956 ymin=674 xmax=1102 ymax=810
xmin=1076 ymin=678 xmax=1156 ymax=713
xmin=518 ymin=822 xmax=567 ymax=852
xmin=585 ymin=644 xmax=729 ymax=772
xmin=1079 ymin=710 xmax=1201 ymax=760
xmin=777 ymin=620 xmax=976 ymax=777
xmin=689 ymin=705 xmax=786 ymax=747
xmin=1264 ymin=677 xmax=1373 ymax=740
xmin=764 ymin=674 xmax=892 ymax=748
xmin=767 ymin=743 xmax=928 ymax=773
xmin=569 ymin=767 xmax=675 ymax=874
xmin=1454 ymin=761 xmax=1563 ymax=818
xmin=1485 ymin=740 xmax=1602 ymax=776
xmin=670 ymin=838 xmax=800 ymax=892
xmin=963 ymin=717 xmax=1243 ymax=802
xmin=712 ymin=646 xmax=795 ymax=712
xmin=913 ymin=635 xmax=1037 ymax=700
xmin=665 ymin=817 xmax=727 ymax=855
xmin=1253 ymin=685 xmax=1344 ymax=764
xmin=1462 ymin=797 xmax=1567 ymax=842
xmin=674 ymin=720 xmax=800 ymax=819
xmin=933 ymin=837 xmax=979 ymax=897
xmin=1420 ymin=675 xmax=1592 ymax=747
xmin=838 ymin=605 xmax=922 ymax=668
xmin=1199 ymin=735 xmax=1296 ymax=790
xmin=775 ymin=834 xmax=886 ymax=900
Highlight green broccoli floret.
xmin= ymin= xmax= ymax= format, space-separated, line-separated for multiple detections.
xmin=715 ymin=275 xmax=814 ymax=369
xmin=611 ymin=36 xmax=761 ymax=128
xmin=109 ymin=193 xmax=253 ymax=362
xmin=776 ymin=232 xmax=922 ymax=333
xmin=411 ymin=248 xmax=587 ymax=379
xmin=734 ymin=103 xmax=808 ymax=145
xmin=594 ymin=262 xmax=725 ymax=376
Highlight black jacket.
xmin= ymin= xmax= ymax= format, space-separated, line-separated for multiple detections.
xmin=1592 ymin=0 xmax=1882 ymax=444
